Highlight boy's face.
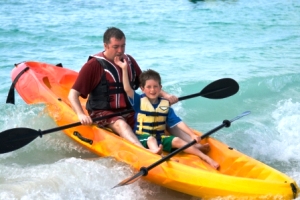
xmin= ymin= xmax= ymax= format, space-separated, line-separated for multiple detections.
xmin=141 ymin=79 xmax=162 ymax=102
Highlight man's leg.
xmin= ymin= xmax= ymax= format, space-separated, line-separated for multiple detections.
xmin=108 ymin=119 xmax=144 ymax=147
xmin=108 ymin=119 xmax=163 ymax=154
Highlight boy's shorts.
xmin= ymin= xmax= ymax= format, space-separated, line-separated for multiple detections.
xmin=137 ymin=134 xmax=175 ymax=152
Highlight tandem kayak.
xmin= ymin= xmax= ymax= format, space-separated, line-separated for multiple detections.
xmin=3 ymin=61 xmax=299 ymax=199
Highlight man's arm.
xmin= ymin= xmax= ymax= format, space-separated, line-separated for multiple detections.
xmin=68 ymin=89 xmax=92 ymax=125
xmin=160 ymin=89 xmax=178 ymax=105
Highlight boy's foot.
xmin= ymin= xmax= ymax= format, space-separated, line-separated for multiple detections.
xmin=170 ymin=158 xmax=179 ymax=162
xmin=199 ymin=143 xmax=210 ymax=154
xmin=157 ymin=144 xmax=163 ymax=155
xmin=149 ymin=144 xmax=163 ymax=155
xmin=207 ymin=158 xmax=220 ymax=169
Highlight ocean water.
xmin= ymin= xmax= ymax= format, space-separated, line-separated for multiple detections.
xmin=1 ymin=0 xmax=300 ymax=199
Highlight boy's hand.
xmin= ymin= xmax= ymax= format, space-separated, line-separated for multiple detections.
xmin=191 ymin=134 xmax=200 ymax=143
xmin=114 ymin=56 xmax=128 ymax=69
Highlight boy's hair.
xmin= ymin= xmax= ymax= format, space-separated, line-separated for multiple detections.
xmin=103 ymin=27 xmax=125 ymax=44
xmin=139 ymin=69 xmax=161 ymax=87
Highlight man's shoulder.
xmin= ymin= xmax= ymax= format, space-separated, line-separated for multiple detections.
xmin=86 ymin=52 xmax=104 ymax=62
xmin=126 ymin=54 xmax=141 ymax=74
xmin=126 ymin=54 xmax=138 ymax=65
xmin=80 ymin=57 xmax=103 ymax=74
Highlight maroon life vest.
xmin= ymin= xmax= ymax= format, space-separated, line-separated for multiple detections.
xmin=86 ymin=55 xmax=139 ymax=111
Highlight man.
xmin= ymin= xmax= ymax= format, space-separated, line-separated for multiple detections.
xmin=68 ymin=27 xmax=177 ymax=154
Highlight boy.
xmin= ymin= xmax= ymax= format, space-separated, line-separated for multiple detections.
xmin=115 ymin=57 xmax=219 ymax=169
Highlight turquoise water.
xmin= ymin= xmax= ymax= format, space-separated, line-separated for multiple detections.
xmin=1 ymin=0 xmax=300 ymax=199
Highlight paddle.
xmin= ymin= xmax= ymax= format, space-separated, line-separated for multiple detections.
xmin=0 ymin=78 xmax=238 ymax=154
xmin=112 ymin=111 xmax=251 ymax=189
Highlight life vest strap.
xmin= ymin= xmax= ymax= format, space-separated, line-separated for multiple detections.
xmin=137 ymin=121 xmax=166 ymax=126
xmin=138 ymin=129 xmax=165 ymax=135
xmin=139 ymin=110 xmax=168 ymax=117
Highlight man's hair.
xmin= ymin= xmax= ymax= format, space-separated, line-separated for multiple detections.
xmin=139 ymin=69 xmax=161 ymax=87
xmin=103 ymin=27 xmax=125 ymax=44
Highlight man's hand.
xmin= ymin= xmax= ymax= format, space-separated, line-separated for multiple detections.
xmin=163 ymin=94 xmax=178 ymax=105
xmin=78 ymin=113 xmax=93 ymax=125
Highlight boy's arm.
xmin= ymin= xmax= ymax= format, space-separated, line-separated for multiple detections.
xmin=176 ymin=121 xmax=200 ymax=142
xmin=114 ymin=57 xmax=134 ymax=99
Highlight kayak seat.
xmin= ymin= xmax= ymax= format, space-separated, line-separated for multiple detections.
xmin=58 ymin=73 xmax=77 ymax=91
xmin=42 ymin=76 xmax=73 ymax=106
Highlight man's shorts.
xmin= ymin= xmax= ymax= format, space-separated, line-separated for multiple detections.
xmin=137 ymin=134 xmax=175 ymax=152
xmin=89 ymin=109 xmax=135 ymax=128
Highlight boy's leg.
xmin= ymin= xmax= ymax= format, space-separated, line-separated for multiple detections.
xmin=171 ymin=137 xmax=219 ymax=169
xmin=147 ymin=136 xmax=163 ymax=155
xmin=167 ymin=126 xmax=210 ymax=153
xmin=108 ymin=119 xmax=144 ymax=147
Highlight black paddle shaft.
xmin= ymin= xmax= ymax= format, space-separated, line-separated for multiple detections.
xmin=112 ymin=111 xmax=251 ymax=188
xmin=144 ymin=111 xmax=250 ymax=173
xmin=0 ymin=78 xmax=239 ymax=154
xmin=142 ymin=119 xmax=231 ymax=174
xmin=42 ymin=109 xmax=134 ymax=134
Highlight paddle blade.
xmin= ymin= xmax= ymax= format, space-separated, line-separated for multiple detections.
xmin=112 ymin=170 xmax=145 ymax=189
xmin=199 ymin=78 xmax=239 ymax=99
xmin=0 ymin=128 xmax=40 ymax=154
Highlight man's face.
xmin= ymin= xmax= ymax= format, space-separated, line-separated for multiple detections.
xmin=104 ymin=37 xmax=126 ymax=61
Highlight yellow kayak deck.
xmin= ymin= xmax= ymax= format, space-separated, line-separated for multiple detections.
xmin=11 ymin=61 xmax=299 ymax=199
